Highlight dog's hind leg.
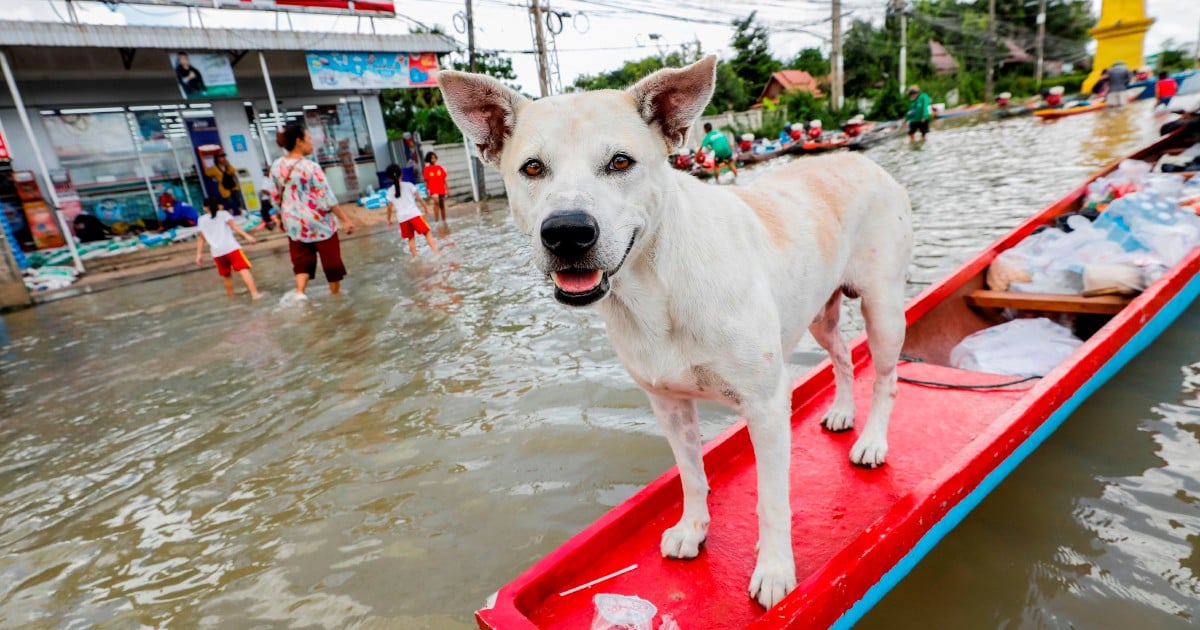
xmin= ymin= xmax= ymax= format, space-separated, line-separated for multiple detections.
xmin=809 ymin=291 xmax=856 ymax=432
xmin=648 ymin=394 xmax=710 ymax=559
xmin=744 ymin=369 xmax=797 ymax=609
xmin=851 ymin=282 xmax=906 ymax=467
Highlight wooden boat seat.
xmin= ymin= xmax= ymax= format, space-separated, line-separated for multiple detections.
xmin=965 ymin=289 xmax=1131 ymax=315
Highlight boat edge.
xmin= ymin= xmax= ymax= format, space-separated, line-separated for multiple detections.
xmin=827 ymin=267 xmax=1200 ymax=629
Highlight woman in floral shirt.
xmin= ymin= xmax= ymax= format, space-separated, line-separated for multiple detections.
xmin=269 ymin=123 xmax=355 ymax=298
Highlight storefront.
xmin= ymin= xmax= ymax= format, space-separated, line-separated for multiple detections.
xmin=0 ymin=19 xmax=454 ymax=257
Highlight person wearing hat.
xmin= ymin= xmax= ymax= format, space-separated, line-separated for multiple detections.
xmin=906 ymin=85 xmax=932 ymax=142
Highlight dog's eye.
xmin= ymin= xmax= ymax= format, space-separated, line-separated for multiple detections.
xmin=521 ymin=159 xmax=545 ymax=178
xmin=608 ymin=154 xmax=634 ymax=172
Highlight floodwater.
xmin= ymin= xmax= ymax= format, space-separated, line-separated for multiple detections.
xmin=2 ymin=97 xmax=1198 ymax=629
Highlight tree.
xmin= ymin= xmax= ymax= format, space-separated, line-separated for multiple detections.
xmin=708 ymin=61 xmax=749 ymax=114
xmin=453 ymin=50 xmax=518 ymax=86
xmin=791 ymin=48 xmax=829 ymax=77
xmin=1155 ymin=39 xmax=1196 ymax=73
xmin=730 ymin=11 xmax=781 ymax=103
xmin=381 ymin=29 xmax=522 ymax=144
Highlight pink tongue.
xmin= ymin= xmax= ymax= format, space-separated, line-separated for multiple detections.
xmin=554 ymin=269 xmax=602 ymax=293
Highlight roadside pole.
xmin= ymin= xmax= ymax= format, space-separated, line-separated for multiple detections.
xmin=0 ymin=51 xmax=83 ymax=273
xmin=831 ymin=0 xmax=843 ymax=111
xmin=1035 ymin=0 xmax=1047 ymax=88
xmin=466 ymin=0 xmax=487 ymax=200
xmin=897 ymin=0 xmax=907 ymax=95
xmin=531 ymin=0 xmax=551 ymax=98
xmin=985 ymin=0 xmax=996 ymax=102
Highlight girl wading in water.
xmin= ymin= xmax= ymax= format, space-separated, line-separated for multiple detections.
xmin=268 ymin=122 xmax=355 ymax=298
xmin=194 ymin=197 xmax=261 ymax=299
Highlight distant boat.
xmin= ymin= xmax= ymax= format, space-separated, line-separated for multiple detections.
xmin=1126 ymin=69 xmax=1200 ymax=101
xmin=934 ymin=103 xmax=988 ymax=120
xmin=1034 ymin=101 xmax=1105 ymax=119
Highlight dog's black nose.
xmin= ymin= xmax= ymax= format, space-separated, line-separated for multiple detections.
xmin=540 ymin=211 xmax=598 ymax=260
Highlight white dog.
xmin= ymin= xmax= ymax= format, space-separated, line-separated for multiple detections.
xmin=439 ymin=56 xmax=913 ymax=609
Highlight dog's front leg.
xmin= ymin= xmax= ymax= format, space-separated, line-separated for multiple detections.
xmin=745 ymin=370 xmax=797 ymax=609
xmin=648 ymin=394 xmax=709 ymax=558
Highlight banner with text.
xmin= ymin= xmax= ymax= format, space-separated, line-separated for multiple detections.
xmin=306 ymin=51 xmax=438 ymax=90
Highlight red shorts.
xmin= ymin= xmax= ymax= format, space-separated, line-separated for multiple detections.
xmin=288 ymin=233 xmax=346 ymax=282
xmin=399 ymin=215 xmax=430 ymax=239
xmin=213 ymin=249 xmax=250 ymax=277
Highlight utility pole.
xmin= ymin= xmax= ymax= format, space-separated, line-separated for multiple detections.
xmin=831 ymin=0 xmax=843 ymax=111
xmin=530 ymin=0 xmax=551 ymax=98
xmin=985 ymin=0 xmax=996 ymax=102
xmin=1194 ymin=16 xmax=1199 ymax=69
xmin=1034 ymin=0 xmax=1046 ymax=88
xmin=465 ymin=0 xmax=486 ymax=200
xmin=466 ymin=0 xmax=477 ymax=72
xmin=896 ymin=0 xmax=907 ymax=95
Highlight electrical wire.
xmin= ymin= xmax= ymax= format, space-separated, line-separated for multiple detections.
xmin=897 ymin=354 xmax=1041 ymax=390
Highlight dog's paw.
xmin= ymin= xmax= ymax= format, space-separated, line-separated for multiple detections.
xmin=850 ymin=433 xmax=888 ymax=468
xmin=820 ymin=405 xmax=855 ymax=432
xmin=748 ymin=558 xmax=797 ymax=609
xmin=660 ymin=520 xmax=708 ymax=559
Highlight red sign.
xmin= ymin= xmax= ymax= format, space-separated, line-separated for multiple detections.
xmin=0 ymin=128 xmax=8 ymax=161
xmin=277 ymin=0 xmax=394 ymax=12
xmin=117 ymin=1 xmax=395 ymax=16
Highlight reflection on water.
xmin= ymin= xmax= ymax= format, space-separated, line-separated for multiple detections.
xmin=1 ymin=98 xmax=1198 ymax=628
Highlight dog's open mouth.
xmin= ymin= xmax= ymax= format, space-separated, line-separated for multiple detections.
xmin=548 ymin=230 xmax=638 ymax=307
xmin=551 ymin=269 xmax=608 ymax=306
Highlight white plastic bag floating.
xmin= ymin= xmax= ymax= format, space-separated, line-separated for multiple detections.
xmin=950 ymin=318 xmax=1083 ymax=377
xmin=591 ymin=594 xmax=657 ymax=630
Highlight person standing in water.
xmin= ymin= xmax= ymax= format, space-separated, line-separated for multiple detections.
xmin=906 ymin=85 xmax=932 ymax=142
xmin=422 ymin=151 xmax=449 ymax=224
xmin=195 ymin=197 xmax=262 ymax=299
xmin=268 ymin=122 xmax=355 ymax=299
xmin=386 ymin=163 xmax=439 ymax=258
xmin=698 ymin=122 xmax=737 ymax=183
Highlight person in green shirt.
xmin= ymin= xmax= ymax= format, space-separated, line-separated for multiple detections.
xmin=699 ymin=122 xmax=738 ymax=183
xmin=906 ymin=85 xmax=932 ymax=142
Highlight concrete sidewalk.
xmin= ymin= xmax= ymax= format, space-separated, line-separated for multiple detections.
xmin=25 ymin=199 xmax=503 ymax=306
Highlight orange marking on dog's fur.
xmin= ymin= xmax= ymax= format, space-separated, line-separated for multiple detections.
xmin=733 ymin=189 xmax=792 ymax=248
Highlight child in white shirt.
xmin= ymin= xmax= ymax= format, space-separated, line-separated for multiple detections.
xmin=195 ymin=197 xmax=262 ymax=298
xmin=385 ymin=163 xmax=440 ymax=258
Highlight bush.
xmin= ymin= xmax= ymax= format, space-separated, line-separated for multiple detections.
xmin=869 ymin=80 xmax=908 ymax=121
xmin=751 ymin=110 xmax=789 ymax=139
xmin=778 ymin=90 xmax=844 ymax=129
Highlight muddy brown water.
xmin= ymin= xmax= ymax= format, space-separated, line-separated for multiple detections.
xmin=2 ymin=97 xmax=1198 ymax=628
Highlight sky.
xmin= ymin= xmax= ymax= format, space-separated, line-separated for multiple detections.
xmin=12 ymin=0 xmax=1200 ymax=95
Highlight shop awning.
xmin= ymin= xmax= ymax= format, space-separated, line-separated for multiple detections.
xmin=0 ymin=20 xmax=458 ymax=54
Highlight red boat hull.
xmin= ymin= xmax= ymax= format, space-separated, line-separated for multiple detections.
xmin=477 ymin=131 xmax=1199 ymax=629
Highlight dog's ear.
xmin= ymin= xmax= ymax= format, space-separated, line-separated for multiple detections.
xmin=438 ymin=71 xmax=529 ymax=166
xmin=627 ymin=55 xmax=717 ymax=150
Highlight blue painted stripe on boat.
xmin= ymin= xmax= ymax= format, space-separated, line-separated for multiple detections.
xmin=830 ymin=270 xmax=1200 ymax=630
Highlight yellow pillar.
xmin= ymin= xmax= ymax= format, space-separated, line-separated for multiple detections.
xmin=1082 ymin=0 xmax=1155 ymax=93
